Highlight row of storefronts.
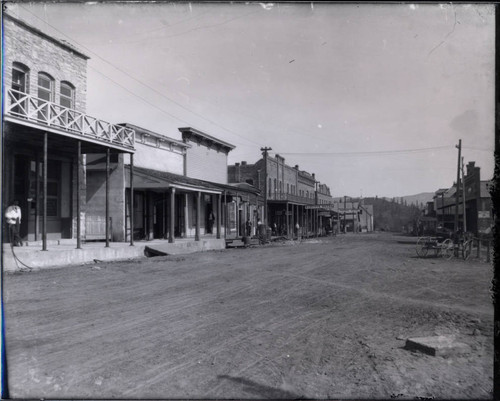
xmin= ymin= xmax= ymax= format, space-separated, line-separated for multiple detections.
xmin=2 ymin=13 xmax=266 ymax=248
xmin=3 ymin=13 xmax=374 ymax=248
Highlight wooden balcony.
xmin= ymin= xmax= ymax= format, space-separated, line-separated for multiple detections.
xmin=5 ymin=88 xmax=135 ymax=151
xmin=268 ymin=192 xmax=315 ymax=205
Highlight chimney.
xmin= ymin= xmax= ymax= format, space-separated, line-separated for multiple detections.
xmin=312 ymin=173 xmax=315 ymax=180
xmin=466 ymin=161 xmax=476 ymax=177
xmin=235 ymin=162 xmax=241 ymax=182
xmin=295 ymin=165 xmax=299 ymax=170
xmin=241 ymin=161 xmax=247 ymax=166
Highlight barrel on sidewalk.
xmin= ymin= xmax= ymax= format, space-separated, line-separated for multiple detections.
xmin=242 ymin=236 xmax=251 ymax=246
xmin=258 ymin=224 xmax=268 ymax=244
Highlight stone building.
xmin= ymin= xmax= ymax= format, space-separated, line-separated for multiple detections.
xmin=2 ymin=13 xmax=135 ymax=247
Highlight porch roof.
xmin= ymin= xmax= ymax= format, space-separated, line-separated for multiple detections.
xmin=126 ymin=165 xmax=221 ymax=193
xmin=125 ymin=166 xmax=260 ymax=196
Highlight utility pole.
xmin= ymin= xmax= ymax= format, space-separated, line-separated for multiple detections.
xmin=344 ymin=195 xmax=347 ymax=233
xmin=462 ymin=156 xmax=467 ymax=233
xmin=261 ymin=147 xmax=272 ymax=226
xmin=441 ymin=192 xmax=445 ymax=227
xmin=454 ymin=139 xmax=461 ymax=232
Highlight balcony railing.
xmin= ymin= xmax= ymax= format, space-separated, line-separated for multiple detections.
xmin=5 ymin=88 xmax=135 ymax=150
xmin=268 ymin=192 xmax=315 ymax=205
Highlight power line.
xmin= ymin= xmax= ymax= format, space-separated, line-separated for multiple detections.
xmin=462 ymin=146 xmax=494 ymax=152
xmin=89 ymin=66 xmax=193 ymax=126
xmin=125 ymin=9 xmax=261 ymax=45
xmin=86 ymin=8 xmax=213 ymax=45
xmin=278 ymin=145 xmax=453 ymax=157
xmin=15 ymin=5 xmax=264 ymax=147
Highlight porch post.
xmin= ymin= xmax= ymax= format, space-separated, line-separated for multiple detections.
xmin=163 ymin=191 xmax=167 ymax=239
xmin=169 ymin=187 xmax=175 ymax=243
xmin=147 ymin=192 xmax=154 ymax=241
xmin=76 ymin=141 xmax=81 ymax=249
xmin=42 ymin=132 xmax=48 ymax=251
xmin=314 ymin=209 xmax=317 ymax=236
xmin=286 ymin=203 xmax=290 ymax=239
xmin=129 ymin=153 xmax=134 ymax=246
xmin=296 ymin=205 xmax=300 ymax=239
xmin=184 ymin=193 xmax=189 ymax=238
xmin=223 ymin=190 xmax=227 ymax=239
xmin=105 ymin=148 xmax=110 ymax=247
xmin=195 ymin=191 xmax=201 ymax=241
xmin=216 ymin=193 xmax=221 ymax=239
xmin=35 ymin=153 xmax=40 ymax=241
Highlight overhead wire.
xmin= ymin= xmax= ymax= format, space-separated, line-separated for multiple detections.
xmin=278 ymin=145 xmax=453 ymax=157
xmin=15 ymin=4 xmax=264 ymax=147
xmin=85 ymin=8 xmax=213 ymax=45
xmin=11 ymin=6 xmax=493 ymax=169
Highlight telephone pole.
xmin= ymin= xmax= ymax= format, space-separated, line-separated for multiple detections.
xmin=261 ymin=147 xmax=272 ymax=226
xmin=454 ymin=139 xmax=461 ymax=232
xmin=461 ymin=156 xmax=467 ymax=233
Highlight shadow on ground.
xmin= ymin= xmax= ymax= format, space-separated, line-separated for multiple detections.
xmin=217 ymin=375 xmax=303 ymax=399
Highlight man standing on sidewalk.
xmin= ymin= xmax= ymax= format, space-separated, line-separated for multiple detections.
xmin=5 ymin=200 xmax=22 ymax=246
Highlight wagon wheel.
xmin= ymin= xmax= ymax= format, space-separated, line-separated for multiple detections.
xmin=441 ymin=239 xmax=454 ymax=260
xmin=416 ymin=237 xmax=429 ymax=257
xmin=462 ymin=240 xmax=473 ymax=260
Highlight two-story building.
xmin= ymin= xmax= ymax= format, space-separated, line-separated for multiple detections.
xmin=435 ymin=161 xmax=493 ymax=236
xmin=228 ymin=153 xmax=334 ymax=237
xmin=332 ymin=198 xmax=374 ymax=233
xmin=95 ymin=125 xmax=260 ymax=243
xmin=2 ymin=13 xmax=135 ymax=249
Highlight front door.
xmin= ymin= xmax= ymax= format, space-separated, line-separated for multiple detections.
xmin=11 ymin=154 xmax=71 ymax=241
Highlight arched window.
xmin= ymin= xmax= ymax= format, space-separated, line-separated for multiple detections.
xmin=38 ymin=72 xmax=54 ymax=102
xmin=60 ymin=81 xmax=75 ymax=109
xmin=11 ymin=62 xmax=30 ymax=115
xmin=12 ymin=62 xmax=29 ymax=93
xmin=37 ymin=72 xmax=54 ymax=121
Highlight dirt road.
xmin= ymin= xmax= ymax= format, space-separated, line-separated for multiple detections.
xmin=3 ymin=232 xmax=493 ymax=399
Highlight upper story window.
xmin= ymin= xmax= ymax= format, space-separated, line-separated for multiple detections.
xmin=37 ymin=72 xmax=55 ymax=121
xmin=38 ymin=72 xmax=55 ymax=102
xmin=60 ymin=81 xmax=75 ymax=109
xmin=11 ymin=63 xmax=30 ymax=115
xmin=12 ymin=62 xmax=29 ymax=93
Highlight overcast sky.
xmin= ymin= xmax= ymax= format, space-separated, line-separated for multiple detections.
xmin=5 ymin=2 xmax=495 ymax=198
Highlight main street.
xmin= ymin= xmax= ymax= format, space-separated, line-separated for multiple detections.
xmin=4 ymin=233 xmax=493 ymax=399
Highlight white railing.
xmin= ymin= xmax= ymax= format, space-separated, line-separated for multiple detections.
xmin=6 ymin=88 xmax=135 ymax=150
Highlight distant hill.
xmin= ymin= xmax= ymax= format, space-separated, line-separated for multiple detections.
xmin=401 ymin=192 xmax=435 ymax=207
xmin=363 ymin=197 xmax=422 ymax=233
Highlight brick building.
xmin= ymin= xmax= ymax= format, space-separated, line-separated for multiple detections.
xmin=228 ymin=152 xmax=334 ymax=237
xmin=434 ymin=162 xmax=493 ymax=236
xmin=2 ymin=13 xmax=135 ymax=248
